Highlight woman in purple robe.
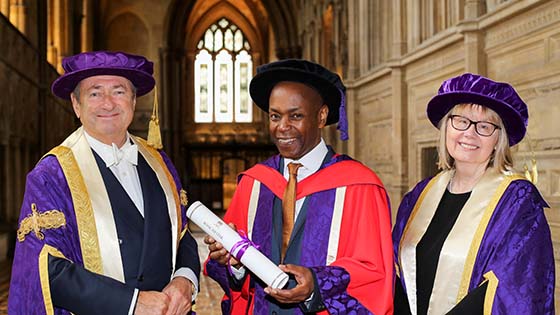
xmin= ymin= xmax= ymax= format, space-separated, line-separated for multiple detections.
xmin=392 ymin=73 xmax=555 ymax=315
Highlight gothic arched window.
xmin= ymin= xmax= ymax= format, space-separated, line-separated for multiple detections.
xmin=194 ymin=18 xmax=253 ymax=123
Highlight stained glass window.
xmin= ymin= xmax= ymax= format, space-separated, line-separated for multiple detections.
xmin=194 ymin=18 xmax=253 ymax=123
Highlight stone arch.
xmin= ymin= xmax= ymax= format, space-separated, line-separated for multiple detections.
xmin=160 ymin=0 xmax=301 ymax=162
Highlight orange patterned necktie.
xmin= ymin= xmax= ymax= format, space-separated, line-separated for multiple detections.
xmin=281 ymin=162 xmax=302 ymax=262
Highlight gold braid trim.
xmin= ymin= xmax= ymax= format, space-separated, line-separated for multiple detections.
xmin=398 ymin=172 xmax=441 ymax=270
xmin=457 ymin=174 xmax=525 ymax=301
xmin=48 ymin=146 xmax=103 ymax=274
xmin=180 ymin=189 xmax=188 ymax=207
xmin=134 ymin=138 xmax=183 ymax=243
xmin=482 ymin=271 xmax=499 ymax=315
xmin=179 ymin=189 xmax=190 ymax=240
xmin=38 ymin=245 xmax=66 ymax=315
xmin=17 ymin=204 xmax=66 ymax=242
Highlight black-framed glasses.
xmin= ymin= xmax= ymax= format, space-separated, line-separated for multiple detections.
xmin=448 ymin=115 xmax=501 ymax=137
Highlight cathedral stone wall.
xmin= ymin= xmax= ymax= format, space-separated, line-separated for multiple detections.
xmin=0 ymin=13 xmax=76 ymax=253
xmin=338 ymin=0 xmax=560 ymax=306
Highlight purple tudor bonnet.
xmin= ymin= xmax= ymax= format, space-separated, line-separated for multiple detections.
xmin=426 ymin=73 xmax=528 ymax=146
xmin=51 ymin=51 xmax=156 ymax=100
xmin=249 ymin=59 xmax=349 ymax=140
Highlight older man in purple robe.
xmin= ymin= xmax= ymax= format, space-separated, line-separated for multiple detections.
xmin=8 ymin=51 xmax=200 ymax=315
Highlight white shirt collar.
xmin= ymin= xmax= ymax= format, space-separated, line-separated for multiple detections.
xmin=84 ymin=131 xmax=138 ymax=167
xmin=283 ymin=138 xmax=328 ymax=180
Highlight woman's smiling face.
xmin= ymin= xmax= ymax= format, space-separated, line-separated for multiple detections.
xmin=445 ymin=104 xmax=500 ymax=170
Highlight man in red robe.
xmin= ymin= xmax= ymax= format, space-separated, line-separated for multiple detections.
xmin=204 ymin=59 xmax=394 ymax=315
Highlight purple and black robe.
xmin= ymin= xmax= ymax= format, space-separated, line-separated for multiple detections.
xmin=8 ymin=127 xmax=198 ymax=314
xmin=393 ymin=169 xmax=555 ymax=314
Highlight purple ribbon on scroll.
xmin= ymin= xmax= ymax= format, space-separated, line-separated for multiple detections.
xmin=227 ymin=230 xmax=259 ymax=275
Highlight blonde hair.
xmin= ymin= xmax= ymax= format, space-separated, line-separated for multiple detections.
xmin=437 ymin=103 xmax=513 ymax=172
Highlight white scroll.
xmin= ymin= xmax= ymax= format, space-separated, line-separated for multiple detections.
xmin=187 ymin=201 xmax=289 ymax=289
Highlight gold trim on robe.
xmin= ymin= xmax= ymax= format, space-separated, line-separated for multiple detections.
xmin=49 ymin=143 xmax=105 ymax=276
xmin=38 ymin=245 xmax=67 ymax=315
xmin=399 ymin=169 xmax=523 ymax=314
xmin=134 ymin=136 xmax=181 ymax=270
xmin=57 ymin=128 xmax=124 ymax=281
xmin=46 ymin=127 xmax=182 ymax=282
xmin=482 ymin=271 xmax=499 ymax=315
xmin=457 ymin=174 xmax=523 ymax=300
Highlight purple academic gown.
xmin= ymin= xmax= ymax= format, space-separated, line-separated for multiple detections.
xmin=392 ymin=176 xmax=555 ymax=314
xmin=8 ymin=142 xmax=190 ymax=315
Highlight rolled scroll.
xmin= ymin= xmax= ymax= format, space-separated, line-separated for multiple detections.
xmin=187 ymin=201 xmax=289 ymax=289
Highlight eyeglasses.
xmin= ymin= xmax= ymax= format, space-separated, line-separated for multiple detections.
xmin=448 ymin=115 xmax=501 ymax=137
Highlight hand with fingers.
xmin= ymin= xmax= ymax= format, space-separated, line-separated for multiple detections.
xmin=203 ymin=223 xmax=242 ymax=268
xmin=134 ymin=291 xmax=170 ymax=315
xmin=263 ymin=264 xmax=314 ymax=304
xmin=162 ymin=277 xmax=193 ymax=315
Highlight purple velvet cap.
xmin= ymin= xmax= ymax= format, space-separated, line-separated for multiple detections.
xmin=51 ymin=51 xmax=156 ymax=100
xmin=249 ymin=59 xmax=349 ymax=140
xmin=427 ymin=73 xmax=528 ymax=146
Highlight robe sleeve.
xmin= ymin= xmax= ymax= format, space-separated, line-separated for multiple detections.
xmin=478 ymin=181 xmax=554 ymax=315
xmin=311 ymin=183 xmax=394 ymax=315
xmin=8 ymin=156 xmax=135 ymax=314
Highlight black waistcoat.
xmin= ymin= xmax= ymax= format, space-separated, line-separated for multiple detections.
xmin=93 ymin=151 xmax=173 ymax=291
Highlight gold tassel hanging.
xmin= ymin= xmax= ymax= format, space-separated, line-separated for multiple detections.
xmin=523 ymin=132 xmax=538 ymax=184
xmin=147 ymin=86 xmax=163 ymax=149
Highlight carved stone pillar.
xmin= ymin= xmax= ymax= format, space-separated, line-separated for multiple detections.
xmin=345 ymin=0 xmax=359 ymax=79
xmin=159 ymin=47 xmax=184 ymax=169
xmin=463 ymin=30 xmax=486 ymax=75
xmin=80 ymin=0 xmax=93 ymax=51
xmin=465 ymin=0 xmax=485 ymax=19
xmin=7 ymin=0 xmax=16 ymax=25
xmin=1 ymin=0 xmax=9 ymax=17
xmin=390 ymin=66 xmax=408 ymax=219
xmin=15 ymin=0 xmax=25 ymax=33
xmin=392 ymin=0 xmax=407 ymax=58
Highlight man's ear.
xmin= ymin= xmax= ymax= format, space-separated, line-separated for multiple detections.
xmin=70 ymin=93 xmax=81 ymax=119
xmin=318 ymin=105 xmax=328 ymax=128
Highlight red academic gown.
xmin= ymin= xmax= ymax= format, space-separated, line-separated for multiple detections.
xmin=206 ymin=155 xmax=394 ymax=315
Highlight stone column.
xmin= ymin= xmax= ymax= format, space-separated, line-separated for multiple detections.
xmin=463 ymin=0 xmax=486 ymax=74
xmin=53 ymin=0 xmax=65 ymax=73
xmin=390 ymin=66 xmax=408 ymax=220
xmin=358 ymin=0 xmax=368 ymax=73
xmin=346 ymin=0 xmax=358 ymax=79
xmin=392 ymin=0 xmax=407 ymax=58
xmin=464 ymin=31 xmax=486 ymax=75
xmin=80 ymin=0 xmax=94 ymax=51
xmin=1 ymin=0 xmax=9 ymax=17
xmin=15 ymin=0 xmax=25 ymax=33
xmin=407 ymin=0 xmax=421 ymax=50
xmin=465 ymin=0 xmax=485 ymax=19
xmin=159 ymin=47 xmax=184 ymax=168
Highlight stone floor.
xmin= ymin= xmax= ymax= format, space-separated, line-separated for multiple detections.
xmin=0 ymin=231 xmax=224 ymax=315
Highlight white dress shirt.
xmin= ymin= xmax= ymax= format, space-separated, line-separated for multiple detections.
xmin=84 ymin=131 xmax=198 ymax=313
xmin=85 ymin=132 xmax=144 ymax=214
